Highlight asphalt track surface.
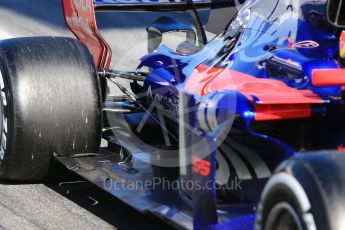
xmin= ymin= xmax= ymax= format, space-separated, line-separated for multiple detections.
xmin=0 ymin=0 xmax=209 ymax=229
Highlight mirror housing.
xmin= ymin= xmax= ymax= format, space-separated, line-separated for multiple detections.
xmin=176 ymin=41 xmax=201 ymax=55
xmin=146 ymin=17 xmax=197 ymax=53
xmin=327 ymin=0 xmax=345 ymax=29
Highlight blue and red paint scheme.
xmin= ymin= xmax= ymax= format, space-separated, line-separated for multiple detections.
xmin=62 ymin=0 xmax=345 ymax=229
xmin=140 ymin=0 xmax=345 ymax=149
xmin=141 ymin=0 xmax=340 ymax=121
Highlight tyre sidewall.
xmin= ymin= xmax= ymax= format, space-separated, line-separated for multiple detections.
xmin=258 ymin=181 xmax=309 ymax=230
xmin=256 ymin=159 xmax=331 ymax=230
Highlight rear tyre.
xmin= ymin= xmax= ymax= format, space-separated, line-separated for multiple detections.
xmin=0 ymin=37 xmax=102 ymax=181
xmin=255 ymin=151 xmax=345 ymax=230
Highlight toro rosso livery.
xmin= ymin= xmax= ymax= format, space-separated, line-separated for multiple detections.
xmin=0 ymin=0 xmax=345 ymax=229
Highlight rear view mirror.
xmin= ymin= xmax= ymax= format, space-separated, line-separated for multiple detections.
xmin=146 ymin=17 xmax=197 ymax=53
xmin=327 ymin=0 xmax=345 ymax=29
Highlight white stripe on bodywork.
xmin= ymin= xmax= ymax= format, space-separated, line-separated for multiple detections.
xmin=220 ymin=144 xmax=252 ymax=180
xmin=228 ymin=141 xmax=271 ymax=179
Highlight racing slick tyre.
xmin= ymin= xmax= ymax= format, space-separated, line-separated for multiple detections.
xmin=0 ymin=37 xmax=102 ymax=181
xmin=255 ymin=151 xmax=345 ymax=230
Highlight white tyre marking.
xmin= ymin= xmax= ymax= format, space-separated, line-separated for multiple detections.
xmin=0 ymin=70 xmax=7 ymax=161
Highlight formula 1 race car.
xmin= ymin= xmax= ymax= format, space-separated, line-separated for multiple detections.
xmin=1 ymin=0 xmax=345 ymax=229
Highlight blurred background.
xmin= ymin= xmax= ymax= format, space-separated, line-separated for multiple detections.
xmin=0 ymin=0 xmax=211 ymax=69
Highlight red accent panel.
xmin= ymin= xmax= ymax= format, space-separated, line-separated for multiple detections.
xmin=62 ymin=0 xmax=112 ymax=68
xmin=185 ymin=65 xmax=323 ymax=120
xmin=312 ymin=69 xmax=345 ymax=86
xmin=192 ymin=157 xmax=211 ymax=177
xmin=255 ymin=104 xmax=311 ymax=121
xmin=185 ymin=65 xmax=323 ymax=104
xmin=337 ymin=146 xmax=345 ymax=152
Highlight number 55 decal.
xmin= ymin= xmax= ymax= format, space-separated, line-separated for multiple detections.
xmin=192 ymin=157 xmax=211 ymax=177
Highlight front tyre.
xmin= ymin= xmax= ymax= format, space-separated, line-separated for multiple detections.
xmin=255 ymin=151 xmax=345 ymax=230
xmin=0 ymin=37 xmax=102 ymax=181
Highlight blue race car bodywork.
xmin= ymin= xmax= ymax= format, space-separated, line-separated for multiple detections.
xmin=60 ymin=0 xmax=345 ymax=229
